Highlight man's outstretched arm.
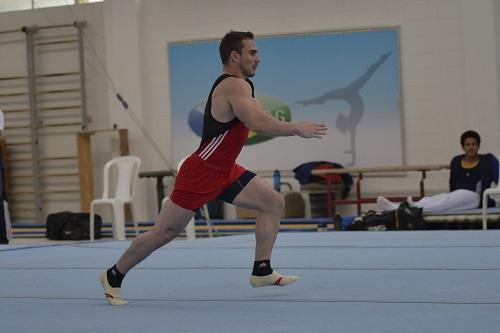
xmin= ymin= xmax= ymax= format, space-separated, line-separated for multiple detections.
xmin=227 ymin=78 xmax=327 ymax=138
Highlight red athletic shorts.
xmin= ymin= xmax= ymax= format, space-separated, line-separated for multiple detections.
xmin=169 ymin=154 xmax=250 ymax=210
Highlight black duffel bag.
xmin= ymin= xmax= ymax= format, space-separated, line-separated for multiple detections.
xmin=347 ymin=201 xmax=425 ymax=231
xmin=46 ymin=211 xmax=102 ymax=240
xmin=394 ymin=202 xmax=425 ymax=230
xmin=346 ymin=210 xmax=395 ymax=231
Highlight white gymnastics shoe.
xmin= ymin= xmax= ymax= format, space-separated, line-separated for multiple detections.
xmin=250 ymin=271 xmax=299 ymax=288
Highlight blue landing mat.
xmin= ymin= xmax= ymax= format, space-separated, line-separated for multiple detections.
xmin=1 ymin=231 xmax=500 ymax=332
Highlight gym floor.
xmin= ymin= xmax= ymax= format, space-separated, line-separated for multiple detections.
xmin=1 ymin=230 xmax=500 ymax=332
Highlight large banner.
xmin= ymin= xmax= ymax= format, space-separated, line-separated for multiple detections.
xmin=168 ymin=29 xmax=402 ymax=170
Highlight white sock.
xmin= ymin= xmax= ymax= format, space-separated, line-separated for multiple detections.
xmin=376 ymin=196 xmax=398 ymax=211
xmin=406 ymin=196 xmax=416 ymax=207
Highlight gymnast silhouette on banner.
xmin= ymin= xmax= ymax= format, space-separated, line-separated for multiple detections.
xmin=297 ymin=52 xmax=391 ymax=166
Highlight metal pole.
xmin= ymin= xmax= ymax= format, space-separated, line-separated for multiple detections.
xmin=0 ymin=28 xmax=21 ymax=35
xmin=37 ymin=24 xmax=74 ymax=30
xmin=23 ymin=25 xmax=42 ymax=224
xmin=1 ymin=24 xmax=73 ymax=34
xmin=74 ymin=21 xmax=88 ymax=130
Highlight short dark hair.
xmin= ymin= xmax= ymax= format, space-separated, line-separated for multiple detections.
xmin=219 ymin=31 xmax=254 ymax=65
xmin=460 ymin=130 xmax=481 ymax=146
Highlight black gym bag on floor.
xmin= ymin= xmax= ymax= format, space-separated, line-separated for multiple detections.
xmin=46 ymin=211 xmax=102 ymax=240
xmin=347 ymin=201 xmax=425 ymax=231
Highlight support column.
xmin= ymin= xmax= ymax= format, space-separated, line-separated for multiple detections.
xmin=74 ymin=21 xmax=89 ymax=131
xmin=23 ymin=25 xmax=42 ymax=224
xmin=77 ymin=133 xmax=93 ymax=212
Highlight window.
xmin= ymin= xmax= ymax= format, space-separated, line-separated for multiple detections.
xmin=0 ymin=0 xmax=102 ymax=13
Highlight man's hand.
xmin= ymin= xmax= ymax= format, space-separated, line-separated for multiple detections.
xmin=296 ymin=121 xmax=328 ymax=138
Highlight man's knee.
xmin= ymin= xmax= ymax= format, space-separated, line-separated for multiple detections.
xmin=150 ymin=227 xmax=179 ymax=248
xmin=260 ymin=191 xmax=285 ymax=215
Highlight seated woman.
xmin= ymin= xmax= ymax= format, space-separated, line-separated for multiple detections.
xmin=377 ymin=130 xmax=499 ymax=213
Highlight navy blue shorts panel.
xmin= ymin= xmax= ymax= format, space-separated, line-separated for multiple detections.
xmin=217 ymin=170 xmax=257 ymax=204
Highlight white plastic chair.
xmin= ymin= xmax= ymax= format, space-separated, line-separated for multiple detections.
xmin=162 ymin=156 xmax=214 ymax=240
xmin=90 ymin=156 xmax=141 ymax=241
xmin=482 ymin=154 xmax=500 ymax=230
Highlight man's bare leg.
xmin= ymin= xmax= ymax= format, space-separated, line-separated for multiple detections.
xmin=100 ymin=199 xmax=194 ymax=305
xmin=232 ymin=176 xmax=298 ymax=287
xmin=116 ymin=199 xmax=194 ymax=273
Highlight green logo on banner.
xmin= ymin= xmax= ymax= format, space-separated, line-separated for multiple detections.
xmin=246 ymin=94 xmax=292 ymax=145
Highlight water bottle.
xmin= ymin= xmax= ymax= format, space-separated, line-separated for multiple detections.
xmin=273 ymin=170 xmax=281 ymax=192
xmin=333 ymin=215 xmax=342 ymax=231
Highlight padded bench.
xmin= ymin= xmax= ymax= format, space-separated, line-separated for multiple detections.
xmin=424 ymin=207 xmax=500 ymax=229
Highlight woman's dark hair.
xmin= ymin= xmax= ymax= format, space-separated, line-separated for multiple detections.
xmin=460 ymin=130 xmax=481 ymax=146
xmin=219 ymin=31 xmax=254 ymax=65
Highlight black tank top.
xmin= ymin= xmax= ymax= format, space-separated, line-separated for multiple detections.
xmin=202 ymin=74 xmax=254 ymax=140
